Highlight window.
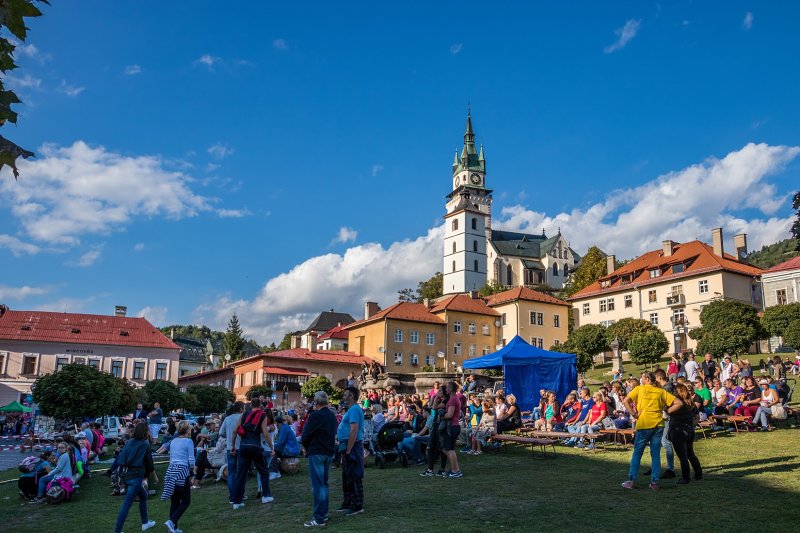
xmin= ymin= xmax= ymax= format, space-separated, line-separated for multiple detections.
xmin=528 ymin=312 xmax=543 ymax=325
xmin=671 ymin=284 xmax=683 ymax=296
xmin=474 ymin=260 xmax=479 ymax=272
xmin=506 ymin=264 xmax=513 ymax=284
xmin=501 ymin=313 xmax=507 ymax=326
xmin=553 ymin=339 xmax=560 ymax=346
xmin=482 ymin=324 xmax=490 ymax=335
xmin=563 ymin=265 xmax=569 ymax=276
xmin=471 ymin=217 xmax=477 ymax=230
xmin=426 ymin=333 xmax=435 ymax=345
xmin=452 ymin=242 xmax=456 ymax=254
xmin=530 ymin=337 xmax=544 ymax=349
xmin=394 ymin=329 xmax=403 ymax=342
xmin=648 ymin=290 xmax=657 ymax=303
xmin=453 ymin=343 xmax=462 ymax=356
xmin=624 ymin=295 xmax=633 ymax=308
xmin=673 ymin=263 xmax=685 ymax=274
xmin=776 ymin=289 xmax=788 ymax=306
xmin=554 ymin=315 xmax=560 ymax=328
xmin=452 ymin=219 xmax=458 ymax=231
xmin=133 ymin=361 xmax=145 ymax=380
xmin=56 ymin=356 xmax=69 ymax=372
xmin=0 ymin=352 xmax=5 ymax=374
xmin=452 ymin=260 xmax=456 ymax=273
xmin=468 ymin=322 xmax=476 ymax=334
xmin=673 ymin=308 xmax=685 ymax=325
xmin=111 ymin=360 xmax=123 ymax=378
xmin=599 ymin=298 xmax=615 ymax=312
xmin=425 ymin=355 xmax=434 ymax=366
xmin=155 ymin=362 xmax=167 ymax=380
xmin=22 ymin=354 xmax=37 ymax=375
xmin=649 ymin=269 xmax=660 ymax=278
xmin=607 ymin=298 xmax=615 ymax=311
xmin=87 ymin=358 xmax=100 ymax=369
xmin=473 ymin=240 xmax=478 ymax=252
xmin=552 ymin=263 xmax=559 ymax=276
xmin=410 ymin=330 xmax=419 ymax=344
xmin=410 ymin=354 xmax=419 ymax=366
xmin=469 ymin=344 xmax=476 ymax=357
xmin=453 ymin=321 xmax=462 ymax=333
xmin=649 ymin=313 xmax=659 ymax=326
xmin=600 ymin=320 xmax=616 ymax=327
xmin=582 ymin=303 xmax=590 ymax=316
xmin=73 ymin=356 xmax=86 ymax=365
xmin=483 ymin=346 xmax=491 ymax=355
xmin=394 ymin=352 xmax=403 ymax=365
xmin=699 ymin=279 xmax=709 ymax=294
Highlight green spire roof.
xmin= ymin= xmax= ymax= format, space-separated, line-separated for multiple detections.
xmin=452 ymin=110 xmax=485 ymax=176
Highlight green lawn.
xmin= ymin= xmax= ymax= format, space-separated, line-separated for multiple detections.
xmin=1 ymin=429 xmax=799 ymax=532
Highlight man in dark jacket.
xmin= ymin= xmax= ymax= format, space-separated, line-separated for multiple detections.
xmin=301 ymin=391 xmax=337 ymax=527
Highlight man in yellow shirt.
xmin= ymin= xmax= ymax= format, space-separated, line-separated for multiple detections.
xmin=621 ymin=372 xmax=683 ymax=490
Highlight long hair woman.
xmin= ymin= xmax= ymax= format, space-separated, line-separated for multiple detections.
xmin=162 ymin=421 xmax=194 ymax=533
xmin=113 ymin=422 xmax=156 ymax=533
xmin=668 ymin=383 xmax=703 ymax=484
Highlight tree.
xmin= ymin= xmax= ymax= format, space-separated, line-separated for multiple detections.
xmin=627 ymin=330 xmax=670 ymax=368
xmin=33 ymin=364 xmax=122 ymax=421
xmin=416 ymin=272 xmax=443 ymax=302
xmin=696 ymin=323 xmax=756 ymax=357
xmin=565 ymin=324 xmax=609 ymax=373
xmin=0 ymin=0 xmax=43 ymax=180
xmin=277 ymin=333 xmax=293 ymax=350
xmin=604 ymin=318 xmax=661 ymax=350
xmin=562 ymin=246 xmax=607 ymax=297
xmin=792 ymin=191 xmax=800 ymax=240
xmin=223 ymin=313 xmax=246 ymax=359
xmin=397 ymin=288 xmax=416 ymax=302
xmin=141 ymin=379 xmax=184 ymax=412
xmin=761 ymin=303 xmax=800 ymax=338
xmin=783 ymin=319 xmax=800 ymax=351
xmin=300 ymin=376 xmax=342 ymax=402
xmin=692 ymin=300 xmax=765 ymax=356
xmin=187 ymin=385 xmax=234 ymax=414
xmin=112 ymin=377 xmax=144 ymax=416
xmin=478 ymin=279 xmax=505 ymax=298
xmin=245 ymin=385 xmax=273 ymax=401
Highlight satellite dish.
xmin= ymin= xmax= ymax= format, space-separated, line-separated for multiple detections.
xmin=495 ymin=345 xmax=502 ymax=350
xmin=494 ymin=320 xmax=501 ymax=327
xmin=224 ymin=354 xmax=231 ymax=361
xmin=436 ymin=351 xmax=445 ymax=359
xmin=378 ymin=346 xmax=385 ymax=353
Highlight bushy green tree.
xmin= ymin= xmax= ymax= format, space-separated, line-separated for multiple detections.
xmin=478 ymin=279 xmax=505 ymax=298
xmin=277 ymin=333 xmax=293 ymax=350
xmin=561 ymin=324 xmax=609 ymax=373
xmin=761 ymin=302 xmax=800 ymax=338
xmin=627 ymin=330 xmax=670 ymax=368
xmin=112 ymin=377 xmax=143 ymax=416
xmin=417 ymin=272 xmax=443 ymax=302
xmin=604 ymin=318 xmax=661 ymax=350
xmin=245 ymin=385 xmax=273 ymax=401
xmin=562 ymin=246 xmax=607 ymax=297
xmin=141 ymin=379 xmax=184 ymax=412
xmin=397 ymin=288 xmax=416 ymax=302
xmin=782 ymin=319 xmax=800 ymax=351
xmin=692 ymin=300 xmax=764 ymax=356
xmin=33 ymin=364 xmax=122 ymax=421
xmin=792 ymin=191 xmax=800 ymax=240
xmin=187 ymin=385 xmax=234 ymax=414
xmin=696 ymin=323 xmax=756 ymax=357
xmin=301 ymin=376 xmax=342 ymax=402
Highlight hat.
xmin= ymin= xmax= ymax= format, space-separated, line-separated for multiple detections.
xmin=758 ymin=379 xmax=769 ymax=385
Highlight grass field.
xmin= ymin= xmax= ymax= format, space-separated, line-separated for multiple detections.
xmin=1 ymin=428 xmax=798 ymax=533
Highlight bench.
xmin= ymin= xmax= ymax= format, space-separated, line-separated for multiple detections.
xmin=515 ymin=428 xmax=604 ymax=450
xmin=599 ymin=428 xmax=634 ymax=446
xmin=489 ymin=434 xmax=559 ymax=458
xmin=711 ymin=415 xmax=749 ymax=433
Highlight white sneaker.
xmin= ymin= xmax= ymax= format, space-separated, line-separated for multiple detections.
xmin=141 ymin=521 xmax=156 ymax=531
xmin=261 ymin=496 xmax=274 ymax=504
xmin=269 ymin=472 xmax=281 ymax=480
xmin=164 ymin=520 xmax=176 ymax=533
xmin=233 ymin=503 xmax=245 ymax=509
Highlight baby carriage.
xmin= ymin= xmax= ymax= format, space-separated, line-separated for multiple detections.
xmin=373 ymin=422 xmax=408 ymax=469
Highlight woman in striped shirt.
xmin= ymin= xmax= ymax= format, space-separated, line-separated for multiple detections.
xmin=162 ymin=421 xmax=194 ymax=533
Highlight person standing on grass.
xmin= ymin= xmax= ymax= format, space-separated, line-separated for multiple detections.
xmin=148 ymin=402 xmax=163 ymax=444
xmin=301 ymin=391 xmax=338 ymax=527
xmin=668 ymin=383 xmax=703 ymax=484
xmin=162 ymin=421 xmax=194 ymax=533
xmin=440 ymin=382 xmax=463 ymax=478
xmin=113 ymin=422 xmax=156 ymax=533
xmin=218 ymin=401 xmax=243 ymax=503
xmin=420 ymin=392 xmax=448 ymax=476
xmin=231 ymin=397 xmax=275 ymax=509
xmin=335 ymin=386 xmax=365 ymax=516
xmin=649 ymin=370 xmax=676 ymax=479
xmin=621 ymin=372 xmax=683 ymax=491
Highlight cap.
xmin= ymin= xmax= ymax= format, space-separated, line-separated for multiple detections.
xmin=758 ymin=379 xmax=769 ymax=385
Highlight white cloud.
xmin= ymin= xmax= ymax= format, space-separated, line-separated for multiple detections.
xmin=57 ymin=80 xmax=84 ymax=97
xmin=371 ymin=164 xmax=384 ymax=177
xmin=5 ymin=73 xmax=42 ymax=90
xmin=133 ymin=243 xmax=145 ymax=252
xmin=136 ymin=306 xmax=168 ymax=326
xmin=743 ymin=12 xmax=754 ymax=30
xmin=217 ymin=208 xmax=251 ymax=218
xmin=0 ymin=141 xmax=215 ymax=245
xmin=13 ymin=42 xmax=50 ymax=63
xmin=206 ymin=163 xmax=221 ymax=173
xmin=604 ymin=19 xmax=642 ymax=53
xmin=0 ymin=234 xmax=40 ymax=256
xmin=124 ymin=64 xmax=142 ymax=75
xmin=335 ymin=227 xmax=359 ymax=244
xmin=195 ymin=226 xmax=443 ymax=344
xmin=195 ymin=54 xmax=220 ymax=69
xmin=495 ymin=142 xmax=800 ymax=259
xmin=0 ymin=285 xmax=48 ymax=300
xmin=450 ymin=43 xmax=463 ymax=54
xmin=208 ymin=143 xmax=234 ymax=160
xmin=273 ymin=39 xmax=289 ymax=51
xmin=74 ymin=248 xmax=101 ymax=267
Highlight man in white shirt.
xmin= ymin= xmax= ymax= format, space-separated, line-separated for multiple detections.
xmin=219 ymin=401 xmax=243 ymax=503
xmin=684 ymin=353 xmax=699 ymax=382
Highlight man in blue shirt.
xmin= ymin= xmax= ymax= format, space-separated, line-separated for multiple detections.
xmin=566 ymin=387 xmax=594 ymax=446
xmin=335 ymin=386 xmax=365 ymax=516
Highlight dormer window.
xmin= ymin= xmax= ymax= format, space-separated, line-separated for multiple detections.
xmin=649 ymin=269 xmax=660 ymax=278
xmin=673 ymin=263 xmax=685 ymax=274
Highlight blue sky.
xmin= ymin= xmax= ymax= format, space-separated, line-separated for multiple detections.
xmin=1 ymin=1 xmax=799 ymax=343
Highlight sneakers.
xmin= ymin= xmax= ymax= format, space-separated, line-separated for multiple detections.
xmin=419 ymin=469 xmax=435 ymax=477
xmin=164 ymin=520 xmax=177 ymax=533
xmin=621 ymin=480 xmax=634 ymax=489
xmin=261 ymin=496 xmax=274 ymax=504
xmin=448 ymin=471 xmax=463 ymax=478
xmin=232 ymin=503 xmax=245 ymax=510
xmin=648 ymin=482 xmax=659 ymax=491
xmin=269 ymin=472 xmax=281 ymax=480
xmin=661 ymin=469 xmax=676 ymax=479
xmin=29 ymin=497 xmax=46 ymax=504
xmin=304 ymin=520 xmax=327 ymax=527
xmin=575 ymin=442 xmax=585 ymax=449
xmin=676 ymin=478 xmax=690 ymax=485
xmin=436 ymin=469 xmax=448 ymax=477
xmin=344 ymin=508 xmax=364 ymax=516
xmin=585 ymin=444 xmax=595 ymax=450
xmin=334 ymin=505 xmax=349 ymax=512
xmin=141 ymin=521 xmax=156 ymax=531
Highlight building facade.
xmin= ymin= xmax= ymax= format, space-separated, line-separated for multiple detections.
xmin=0 ymin=308 xmax=180 ymax=405
xmin=291 ymin=310 xmax=356 ymax=350
xmin=177 ymin=366 xmax=234 ymax=392
xmin=485 ymin=287 xmax=571 ymax=349
xmin=429 ymin=294 xmax=502 ymax=368
xmin=761 ymin=256 xmax=800 ymax=308
xmin=488 ymin=229 xmax=580 ymax=290
xmin=569 ymin=229 xmax=763 ymax=354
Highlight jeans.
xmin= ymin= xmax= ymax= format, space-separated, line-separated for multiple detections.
xmin=662 ymin=420 xmax=675 ymax=471
xmin=341 ymin=442 xmax=364 ymax=511
xmin=628 ymin=427 xmax=664 ymax=484
xmin=668 ymin=426 xmax=702 ymax=481
xmin=308 ymin=454 xmax=332 ymax=522
xmin=753 ymin=406 xmax=771 ymax=428
xmin=114 ymin=477 xmax=148 ymax=533
xmin=566 ymin=423 xmax=581 ymax=444
xmin=169 ymin=478 xmax=191 ymax=527
xmin=37 ymin=473 xmax=55 ymax=498
xmin=233 ymin=445 xmax=270 ymax=504
xmin=226 ymin=451 xmax=237 ymax=501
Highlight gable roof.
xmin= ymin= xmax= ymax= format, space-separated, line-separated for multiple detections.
xmin=303 ymin=311 xmax=356 ymax=333
xmin=569 ymin=240 xmax=764 ymax=300
xmin=344 ymin=302 xmax=446 ymax=329
xmin=485 ymin=286 xmax=571 ymax=307
xmin=490 ymin=230 xmax=580 ymax=263
xmin=765 ymin=255 xmax=800 ymax=274
xmin=0 ymin=309 xmax=180 ymax=350
xmin=233 ymin=349 xmax=370 ymax=367
xmin=429 ymin=294 xmax=500 ymax=316
xmin=173 ymin=336 xmax=209 ymax=364
xmin=317 ymin=324 xmax=349 ymax=341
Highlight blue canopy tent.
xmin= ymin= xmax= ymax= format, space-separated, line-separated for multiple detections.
xmin=462 ymin=335 xmax=577 ymax=412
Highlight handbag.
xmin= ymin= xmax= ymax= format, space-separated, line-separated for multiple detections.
xmin=770 ymin=403 xmax=787 ymax=420
xmin=600 ymin=417 xmax=615 ymax=430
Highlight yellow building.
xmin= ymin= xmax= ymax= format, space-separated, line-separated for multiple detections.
xmin=345 ymin=302 xmax=447 ymax=372
xmin=484 ymin=287 xmax=570 ymax=350
xmin=429 ymin=293 xmax=502 ymax=368
xmin=569 ymin=229 xmax=763 ymax=354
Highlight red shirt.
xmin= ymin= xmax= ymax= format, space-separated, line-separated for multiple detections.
xmin=446 ymin=396 xmax=461 ymax=427
xmin=589 ymin=403 xmax=606 ymax=424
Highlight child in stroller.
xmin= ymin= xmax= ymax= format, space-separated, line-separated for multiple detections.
xmin=373 ymin=421 xmax=408 ymax=468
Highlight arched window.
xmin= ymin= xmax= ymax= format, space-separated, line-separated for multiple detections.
xmin=552 ymin=263 xmax=559 ymax=276
xmin=506 ymin=264 xmax=513 ymax=284
xmin=473 ymin=240 xmax=478 ymax=252
xmin=452 ymin=219 xmax=459 ymax=231
xmin=452 ymin=260 xmax=456 ymax=272
xmin=471 ymin=218 xmax=477 ymax=230
xmin=452 ymin=242 xmax=456 ymax=254
xmin=563 ymin=264 xmax=569 ymax=276
xmin=474 ymin=260 xmax=479 ymax=272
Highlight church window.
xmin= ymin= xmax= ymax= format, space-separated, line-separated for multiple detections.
xmin=474 ymin=260 xmax=479 ymax=272
xmin=563 ymin=265 xmax=569 ymax=276
xmin=452 ymin=219 xmax=458 ymax=231
xmin=552 ymin=263 xmax=559 ymax=276
xmin=473 ymin=240 xmax=478 ymax=252
xmin=471 ymin=218 xmax=477 ymax=230
xmin=452 ymin=261 xmax=456 ymax=272
xmin=506 ymin=264 xmax=513 ymax=284
xmin=452 ymin=242 xmax=456 ymax=254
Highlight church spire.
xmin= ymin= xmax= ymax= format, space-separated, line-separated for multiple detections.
xmin=464 ymin=108 xmax=475 ymax=145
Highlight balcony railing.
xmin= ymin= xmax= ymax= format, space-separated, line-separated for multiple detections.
xmin=666 ymin=293 xmax=685 ymax=306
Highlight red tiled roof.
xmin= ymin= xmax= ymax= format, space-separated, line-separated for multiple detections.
xmin=429 ymin=294 xmax=501 ymax=316
xmin=485 ymin=286 xmax=571 ymax=307
xmin=263 ymin=366 xmax=310 ymax=376
xmin=765 ymin=255 xmax=800 ymax=273
xmin=177 ymin=366 xmax=233 ymax=383
xmin=569 ymin=240 xmax=764 ymax=300
xmin=233 ymin=349 xmax=370 ymax=367
xmin=0 ymin=309 xmax=180 ymax=350
xmin=344 ymin=302 xmax=446 ymax=329
xmin=317 ymin=324 xmax=349 ymax=340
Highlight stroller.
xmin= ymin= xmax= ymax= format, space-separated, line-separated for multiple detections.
xmin=373 ymin=422 xmax=408 ymax=469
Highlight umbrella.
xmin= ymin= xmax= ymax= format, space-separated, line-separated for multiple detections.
xmin=0 ymin=401 xmax=32 ymax=413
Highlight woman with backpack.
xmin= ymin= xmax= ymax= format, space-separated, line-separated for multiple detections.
xmin=113 ymin=422 xmax=157 ymax=533
xmin=231 ymin=397 xmax=275 ymax=509
xmin=18 ymin=451 xmax=52 ymax=499
xmin=162 ymin=421 xmax=194 ymax=533
xmin=31 ymin=442 xmax=72 ymax=503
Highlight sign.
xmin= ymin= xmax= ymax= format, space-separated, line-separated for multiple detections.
xmin=271 ymin=394 xmax=277 ymax=400
xmin=65 ymin=348 xmax=94 ymax=354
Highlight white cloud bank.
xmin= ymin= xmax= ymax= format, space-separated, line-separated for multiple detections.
xmin=196 ymin=142 xmax=799 ymax=345
xmin=0 ymin=285 xmax=48 ymax=300
xmin=137 ymin=306 xmax=168 ymax=327
xmin=335 ymin=227 xmax=358 ymax=244
xmin=605 ymin=19 xmax=642 ymax=53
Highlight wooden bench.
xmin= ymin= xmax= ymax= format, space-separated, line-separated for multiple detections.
xmin=515 ymin=428 xmax=604 ymax=450
xmin=711 ymin=415 xmax=749 ymax=433
xmin=599 ymin=428 xmax=634 ymax=446
xmin=489 ymin=434 xmax=559 ymax=457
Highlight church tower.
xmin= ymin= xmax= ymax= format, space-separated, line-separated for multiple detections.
xmin=443 ymin=111 xmax=493 ymax=294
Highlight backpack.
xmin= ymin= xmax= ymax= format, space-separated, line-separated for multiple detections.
xmin=18 ymin=456 xmax=39 ymax=473
xmin=237 ymin=410 xmax=264 ymax=437
xmin=46 ymin=484 xmax=66 ymax=505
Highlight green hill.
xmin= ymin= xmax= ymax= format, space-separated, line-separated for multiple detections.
xmin=747 ymin=238 xmax=800 ymax=269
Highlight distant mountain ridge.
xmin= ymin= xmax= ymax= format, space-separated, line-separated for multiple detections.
xmin=746 ymin=238 xmax=800 ymax=269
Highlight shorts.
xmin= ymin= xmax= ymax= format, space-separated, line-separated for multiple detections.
xmin=441 ymin=424 xmax=461 ymax=451
xmin=149 ymin=424 xmax=161 ymax=438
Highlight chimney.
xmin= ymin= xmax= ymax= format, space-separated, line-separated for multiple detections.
xmin=733 ymin=233 xmax=748 ymax=261
xmin=606 ymin=254 xmax=616 ymax=275
xmin=364 ymin=301 xmax=380 ymax=320
xmin=662 ymin=240 xmax=674 ymax=257
xmin=309 ymin=332 xmax=317 ymax=353
xmin=291 ymin=334 xmax=302 ymax=349
xmin=423 ymin=298 xmax=431 ymax=309
xmin=711 ymin=228 xmax=724 ymax=257
xmin=470 ymin=290 xmax=479 ymax=299
xmin=114 ymin=305 xmax=127 ymax=317
xmin=170 ymin=327 xmax=175 ymax=340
